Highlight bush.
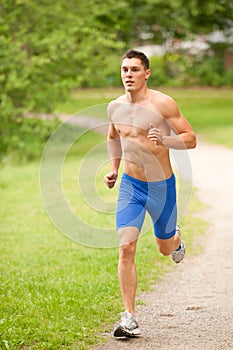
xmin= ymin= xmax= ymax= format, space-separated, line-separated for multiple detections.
xmin=189 ymin=54 xmax=233 ymax=86
xmin=148 ymin=52 xmax=233 ymax=87
xmin=0 ymin=0 xmax=126 ymax=163
xmin=2 ymin=117 xmax=60 ymax=163
xmin=148 ymin=56 xmax=170 ymax=86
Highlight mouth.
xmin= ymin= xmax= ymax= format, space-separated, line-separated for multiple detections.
xmin=125 ymin=80 xmax=134 ymax=85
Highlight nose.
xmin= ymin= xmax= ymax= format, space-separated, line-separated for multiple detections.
xmin=126 ymin=69 xmax=133 ymax=77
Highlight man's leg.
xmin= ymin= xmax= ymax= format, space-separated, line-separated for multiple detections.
xmin=147 ymin=175 xmax=184 ymax=262
xmin=113 ymin=226 xmax=141 ymax=337
xmin=156 ymin=226 xmax=185 ymax=264
xmin=118 ymin=226 xmax=140 ymax=316
xmin=156 ymin=230 xmax=181 ymax=256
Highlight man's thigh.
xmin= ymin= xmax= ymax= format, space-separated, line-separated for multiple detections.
xmin=118 ymin=226 xmax=140 ymax=246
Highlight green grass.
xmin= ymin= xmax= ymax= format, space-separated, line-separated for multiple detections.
xmin=55 ymin=88 xmax=124 ymax=115
xmin=0 ymin=128 xmax=206 ymax=350
xmin=1 ymin=86 xmax=231 ymax=349
xmin=56 ymin=87 xmax=233 ymax=147
xmin=166 ymin=87 xmax=233 ymax=148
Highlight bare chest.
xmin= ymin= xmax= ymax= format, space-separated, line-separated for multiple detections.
xmin=111 ymin=103 xmax=169 ymax=137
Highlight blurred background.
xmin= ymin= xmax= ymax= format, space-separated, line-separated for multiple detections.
xmin=0 ymin=0 xmax=233 ymax=162
xmin=0 ymin=2 xmax=233 ymax=349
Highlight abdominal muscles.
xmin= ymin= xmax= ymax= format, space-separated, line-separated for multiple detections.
xmin=121 ymin=138 xmax=172 ymax=182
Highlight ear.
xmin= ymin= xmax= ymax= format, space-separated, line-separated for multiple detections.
xmin=145 ymin=69 xmax=151 ymax=81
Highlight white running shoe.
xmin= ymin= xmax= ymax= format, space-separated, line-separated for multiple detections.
xmin=113 ymin=311 xmax=141 ymax=338
xmin=171 ymin=226 xmax=185 ymax=263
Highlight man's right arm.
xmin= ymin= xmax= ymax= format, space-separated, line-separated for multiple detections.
xmin=104 ymin=104 xmax=122 ymax=189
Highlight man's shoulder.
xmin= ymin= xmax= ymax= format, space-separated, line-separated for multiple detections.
xmin=149 ymin=89 xmax=174 ymax=103
xmin=149 ymin=89 xmax=180 ymax=120
xmin=109 ymin=94 xmax=127 ymax=104
xmin=149 ymin=89 xmax=177 ymax=114
xmin=107 ymin=95 xmax=127 ymax=115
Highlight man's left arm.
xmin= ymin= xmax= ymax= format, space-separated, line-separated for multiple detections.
xmin=148 ymin=97 xmax=196 ymax=150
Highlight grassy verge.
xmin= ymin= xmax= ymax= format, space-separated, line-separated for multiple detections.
xmin=55 ymin=88 xmax=124 ymax=115
xmin=1 ymin=87 xmax=231 ymax=349
xmin=56 ymin=87 xmax=233 ymax=148
xmin=0 ymin=128 xmax=206 ymax=350
xmin=163 ymin=87 xmax=233 ymax=148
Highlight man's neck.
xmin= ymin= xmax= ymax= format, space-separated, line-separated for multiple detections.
xmin=125 ymin=87 xmax=149 ymax=104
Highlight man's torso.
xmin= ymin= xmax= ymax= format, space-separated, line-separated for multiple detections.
xmin=110 ymin=91 xmax=173 ymax=181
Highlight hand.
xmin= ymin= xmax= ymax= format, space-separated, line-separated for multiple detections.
xmin=103 ymin=172 xmax=118 ymax=189
xmin=147 ymin=123 xmax=163 ymax=144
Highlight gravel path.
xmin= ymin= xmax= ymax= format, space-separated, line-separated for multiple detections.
xmin=95 ymin=140 xmax=233 ymax=350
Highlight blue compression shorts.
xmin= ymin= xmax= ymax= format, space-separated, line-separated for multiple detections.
xmin=116 ymin=173 xmax=177 ymax=240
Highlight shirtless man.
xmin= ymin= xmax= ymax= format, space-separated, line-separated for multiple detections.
xmin=104 ymin=49 xmax=196 ymax=338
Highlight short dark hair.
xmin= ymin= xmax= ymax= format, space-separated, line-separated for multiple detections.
xmin=121 ymin=49 xmax=150 ymax=70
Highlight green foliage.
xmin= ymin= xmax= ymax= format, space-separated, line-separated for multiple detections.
xmin=1 ymin=0 xmax=233 ymax=162
xmin=3 ymin=117 xmax=61 ymax=163
xmin=180 ymin=0 xmax=233 ymax=33
xmin=127 ymin=0 xmax=233 ymax=43
xmin=0 ymin=0 xmax=127 ymax=108
xmin=148 ymin=53 xmax=233 ymax=87
xmin=0 ymin=0 xmax=127 ymax=162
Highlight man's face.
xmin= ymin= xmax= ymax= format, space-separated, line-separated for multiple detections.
xmin=121 ymin=57 xmax=150 ymax=92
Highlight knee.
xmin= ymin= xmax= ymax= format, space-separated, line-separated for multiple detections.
xmin=157 ymin=244 xmax=173 ymax=256
xmin=156 ymin=236 xmax=177 ymax=256
xmin=119 ymin=241 xmax=136 ymax=263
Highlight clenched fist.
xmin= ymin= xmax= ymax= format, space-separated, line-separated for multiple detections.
xmin=147 ymin=123 xmax=163 ymax=144
xmin=104 ymin=172 xmax=118 ymax=189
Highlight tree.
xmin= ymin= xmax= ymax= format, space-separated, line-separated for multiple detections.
xmin=0 ymin=0 xmax=129 ymax=160
xmin=1 ymin=0 xmax=232 ymax=161
xmin=180 ymin=0 xmax=233 ymax=34
xmin=126 ymin=0 xmax=233 ymax=43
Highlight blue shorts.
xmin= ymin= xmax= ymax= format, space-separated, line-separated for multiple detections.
xmin=116 ymin=173 xmax=177 ymax=240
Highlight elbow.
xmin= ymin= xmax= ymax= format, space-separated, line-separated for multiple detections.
xmin=189 ymin=133 xmax=197 ymax=149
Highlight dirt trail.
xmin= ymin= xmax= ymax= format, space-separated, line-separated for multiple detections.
xmin=95 ymin=140 xmax=233 ymax=350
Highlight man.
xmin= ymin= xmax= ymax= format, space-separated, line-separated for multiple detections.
xmin=104 ymin=49 xmax=196 ymax=338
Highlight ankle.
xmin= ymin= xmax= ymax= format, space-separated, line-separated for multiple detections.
xmin=125 ymin=309 xmax=135 ymax=317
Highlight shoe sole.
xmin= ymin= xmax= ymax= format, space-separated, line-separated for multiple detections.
xmin=113 ymin=325 xmax=141 ymax=338
xmin=171 ymin=247 xmax=185 ymax=263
